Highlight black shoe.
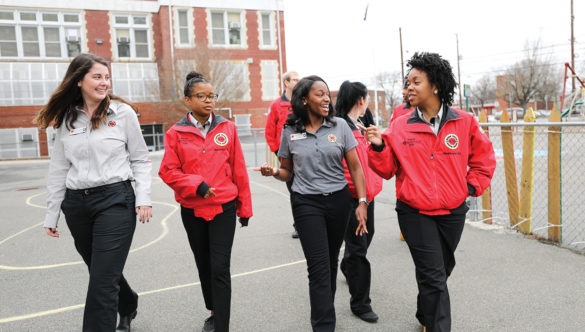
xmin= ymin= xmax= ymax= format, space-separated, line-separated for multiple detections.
xmin=202 ymin=315 xmax=215 ymax=332
xmin=355 ymin=310 xmax=379 ymax=323
xmin=116 ymin=310 xmax=137 ymax=332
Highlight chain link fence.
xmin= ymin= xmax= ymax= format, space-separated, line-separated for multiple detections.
xmin=469 ymin=120 xmax=585 ymax=253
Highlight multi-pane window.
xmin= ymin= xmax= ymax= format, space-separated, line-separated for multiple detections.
xmin=113 ymin=14 xmax=151 ymax=59
xmin=210 ymin=60 xmax=250 ymax=102
xmin=261 ymin=60 xmax=279 ymax=100
xmin=111 ymin=62 xmax=160 ymax=102
xmin=0 ymin=10 xmax=81 ymax=58
xmin=210 ymin=11 xmax=243 ymax=46
xmin=259 ymin=12 xmax=275 ymax=48
xmin=176 ymin=9 xmax=192 ymax=46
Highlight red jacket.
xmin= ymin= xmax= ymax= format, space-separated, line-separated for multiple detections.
xmin=265 ymin=94 xmax=291 ymax=153
xmin=368 ymin=107 xmax=495 ymax=215
xmin=390 ymin=103 xmax=412 ymax=123
xmin=159 ymin=114 xmax=252 ymax=221
xmin=341 ymin=118 xmax=383 ymax=202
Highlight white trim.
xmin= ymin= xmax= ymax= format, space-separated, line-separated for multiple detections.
xmin=173 ymin=7 xmax=194 ymax=48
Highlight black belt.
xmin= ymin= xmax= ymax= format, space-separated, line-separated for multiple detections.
xmin=67 ymin=180 xmax=131 ymax=196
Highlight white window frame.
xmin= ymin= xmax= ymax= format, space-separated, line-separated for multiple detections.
xmin=174 ymin=8 xmax=193 ymax=48
xmin=261 ymin=60 xmax=279 ymax=101
xmin=258 ymin=11 xmax=276 ymax=49
xmin=112 ymin=13 xmax=152 ymax=60
xmin=0 ymin=9 xmax=82 ymax=59
xmin=208 ymin=10 xmax=246 ymax=48
xmin=210 ymin=60 xmax=251 ymax=102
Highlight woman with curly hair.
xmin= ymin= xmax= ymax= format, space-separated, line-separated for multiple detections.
xmin=363 ymin=52 xmax=496 ymax=331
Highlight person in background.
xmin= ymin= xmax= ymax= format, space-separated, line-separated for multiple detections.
xmin=159 ymin=71 xmax=252 ymax=332
xmin=335 ymin=81 xmax=383 ymax=324
xmin=257 ymin=75 xmax=368 ymax=331
xmin=265 ymin=70 xmax=301 ymax=238
xmin=391 ymin=77 xmax=412 ymax=241
xmin=363 ymin=52 xmax=496 ymax=331
xmin=35 ymin=53 xmax=152 ymax=332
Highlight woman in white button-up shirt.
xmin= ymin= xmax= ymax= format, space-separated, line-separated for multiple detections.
xmin=34 ymin=53 xmax=152 ymax=332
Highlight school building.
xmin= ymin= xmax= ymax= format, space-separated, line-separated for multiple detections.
xmin=0 ymin=0 xmax=287 ymax=158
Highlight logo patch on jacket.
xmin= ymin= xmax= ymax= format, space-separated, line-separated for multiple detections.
xmin=108 ymin=120 xmax=116 ymax=127
xmin=327 ymin=134 xmax=337 ymax=143
xmin=214 ymin=133 xmax=229 ymax=146
xmin=444 ymin=134 xmax=459 ymax=149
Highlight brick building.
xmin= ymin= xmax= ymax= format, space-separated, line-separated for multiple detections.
xmin=0 ymin=0 xmax=286 ymax=158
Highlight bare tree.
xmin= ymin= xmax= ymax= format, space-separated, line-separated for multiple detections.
xmin=373 ymin=71 xmax=402 ymax=110
xmin=470 ymin=74 xmax=496 ymax=110
xmin=500 ymin=40 xmax=561 ymax=110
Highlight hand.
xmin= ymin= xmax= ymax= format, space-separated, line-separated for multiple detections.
xmin=45 ymin=227 xmax=59 ymax=237
xmin=204 ymin=187 xmax=216 ymax=198
xmin=354 ymin=204 xmax=368 ymax=236
xmin=136 ymin=206 xmax=152 ymax=223
xmin=356 ymin=123 xmax=383 ymax=146
xmin=254 ymin=163 xmax=278 ymax=177
xmin=239 ymin=217 xmax=249 ymax=227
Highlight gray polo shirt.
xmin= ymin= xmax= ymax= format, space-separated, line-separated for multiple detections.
xmin=278 ymin=119 xmax=357 ymax=195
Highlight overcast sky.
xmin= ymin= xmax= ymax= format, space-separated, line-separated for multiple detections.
xmin=283 ymin=0 xmax=584 ymax=92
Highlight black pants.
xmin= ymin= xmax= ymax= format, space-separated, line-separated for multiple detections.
xmin=61 ymin=180 xmax=138 ymax=332
xmin=396 ymin=200 xmax=467 ymax=332
xmin=340 ymin=199 xmax=375 ymax=315
xmin=181 ymin=201 xmax=236 ymax=332
xmin=291 ymin=187 xmax=352 ymax=332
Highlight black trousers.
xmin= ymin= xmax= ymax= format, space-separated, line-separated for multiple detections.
xmin=61 ymin=180 xmax=138 ymax=332
xmin=340 ymin=199 xmax=375 ymax=315
xmin=396 ymin=200 xmax=467 ymax=332
xmin=291 ymin=187 xmax=352 ymax=332
xmin=181 ymin=201 xmax=236 ymax=332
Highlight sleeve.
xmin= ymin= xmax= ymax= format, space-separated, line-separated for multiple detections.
xmin=277 ymin=127 xmax=291 ymax=159
xmin=265 ymin=101 xmax=279 ymax=153
xmin=44 ymin=127 xmax=70 ymax=228
xmin=466 ymin=119 xmax=496 ymax=196
xmin=367 ymin=129 xmax=399 ymax=180
xmin=124 ymin=106 xmax=152 ymax=207
xmin=158 ymin=128 xmax=208 ymax=200
xmin=341 ymin=121 xmax=357 ymax=152
xmin=230 ymin=125 xmax=253 ymax=219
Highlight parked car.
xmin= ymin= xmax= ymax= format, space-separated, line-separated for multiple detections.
xmin=494 ymin=108 xmax=524 ymax=120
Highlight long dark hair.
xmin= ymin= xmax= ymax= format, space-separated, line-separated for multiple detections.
xmin=34 ymin=53 xmax=128 ymax=130
xmin=286 ymin=75 xmax=336 ymax=132
xmin=335 ymin=80 xmax=368 ymax=121
xmin=406 ymin=52 xmax=457 ymax=106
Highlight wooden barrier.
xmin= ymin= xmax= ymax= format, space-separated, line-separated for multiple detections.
xmin=547 ymin=107 xmax=562 ymax=242
xmin=479 ymin=109 xmax=493 ymax=224
xmin=518 ymin=108 xmax=536 ymax=234
xmin=500 ymin=110 xmax=520 ymax=227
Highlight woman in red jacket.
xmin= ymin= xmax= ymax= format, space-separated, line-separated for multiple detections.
xmin=363 ymin=52 xmax=496 ymax=332
xmin=335 ymin=81 xmax=383 ymax=324
xmin=159 ymin=72 xmax=252 ymax=332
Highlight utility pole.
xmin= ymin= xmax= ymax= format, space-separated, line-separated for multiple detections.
xmin=456 ymin=34 xmax=463 ymax=110
xmin=399 ymin=27 xmax=405 ymax=84
xmin=571 ymin=0 xmax=575 ymax=92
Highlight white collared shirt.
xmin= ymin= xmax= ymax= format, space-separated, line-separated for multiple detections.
xmin=44 ymin=100 xmax=152 ymax=228
xmin=189 ymin=112 xmax=213 ymax=138
xmin=417 ymin=105 xmax=444 ymax=135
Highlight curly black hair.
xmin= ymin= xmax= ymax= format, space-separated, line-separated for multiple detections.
xmin=406 ymin=52 xmax=457 ymax=106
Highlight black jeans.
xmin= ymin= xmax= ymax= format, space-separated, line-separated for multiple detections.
xmin=61 ymin=180 xmax=138 ymax=332
xmin=396 ymin=200 xmax=467 ymax=332
xmin=291 ymin=187 xmax=352 ymax=332
xmin=181 ymin=201 xmax=237 ymax=332
xmin=340 ymin=199 xmax=376 ymax=315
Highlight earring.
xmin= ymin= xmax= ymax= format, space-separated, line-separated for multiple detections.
xmin=434 ymin=90 xmax=438 ymax=94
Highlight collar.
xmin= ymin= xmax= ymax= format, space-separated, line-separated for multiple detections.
xmin=281 ymin=93 xmax=290 ymax=102
xmin=189 ymin=112 xmax=213 ymax=128
xmin=416 ymin=104 xmax=443 ymax=124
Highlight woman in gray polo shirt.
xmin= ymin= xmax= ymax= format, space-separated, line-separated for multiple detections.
xmin=257 ymin=75 xmax=368 ymax=332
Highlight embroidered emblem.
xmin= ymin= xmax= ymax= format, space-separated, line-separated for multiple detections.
xmin=328 ymin=134 xmax=337 ymax=143
xmin=108 ymin=120 xmax=116 ymax=127
xmin=214 ymin=133 xmax=229 ymax=146
xmin=444 ymin=134 xmax=459 ymax=150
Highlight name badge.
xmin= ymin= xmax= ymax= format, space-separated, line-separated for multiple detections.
xmin=69 ymin=127 xmax=87 ymax=136
xmin=290 ymin=133 xmax=307 ymax=141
